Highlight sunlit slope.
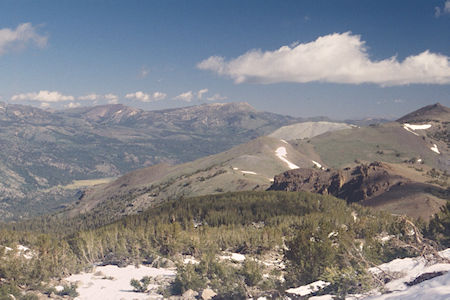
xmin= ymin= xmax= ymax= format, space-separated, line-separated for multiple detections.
xmin=293 ymin=122 xmax=448 ymax=171
xmin=269 ymin=121 xmax=353 ymax=141
xmin=70 ymin=136 xmax=314 ymax=219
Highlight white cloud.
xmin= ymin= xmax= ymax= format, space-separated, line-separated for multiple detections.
xmin=198 ymin=32 xmax=450 ymax=86
xmin=125 ymin=91 xmax=150 ymax=102
xmin=11 ymin=90 xmax=74 ymax=102
xmin=435 ymin=0 xmax=450 ymax=17
xmin=40 ymin=102 xmax=50 ymax=108
xmin=152 ymin=91 xmax=167 ymax=101
xmin=65 ymin=102 xmax=81 ymax=108
xmin=125 ymin=91 xmax=167 ymax=102
xmin=0 ymin=23 xmax=47 ymax=55
xmin=207 ymin=93 xmax=227 ymax=101
xmin=197 ymin=88 xmax=208 ymax=99
xmin=78 ymin=93 xmax=100 ymax=101
xmin=105 ymin=93 xmax=119 ymax=104
xmin=174 ymin=91 xmax=194 ymax=102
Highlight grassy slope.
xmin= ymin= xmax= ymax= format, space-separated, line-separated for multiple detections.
xmin=293 ymin=122 xmax=447 ymax=170
xmin=67 ymin=136 xmax=314 ymax=220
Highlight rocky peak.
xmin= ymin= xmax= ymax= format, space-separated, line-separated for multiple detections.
xmin=268 ymin=162 xmax=407 ymax=203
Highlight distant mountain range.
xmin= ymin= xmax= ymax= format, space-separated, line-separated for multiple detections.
xmin=62 ymin=103 xmax=449 ymax=223
xmin=1 ymin=101 xmax=448 ymax=221
xmin=0 ymin=102 xmax=303 ymax=219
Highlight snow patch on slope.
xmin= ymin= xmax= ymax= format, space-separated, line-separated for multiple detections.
xmin=286 ymin=280 xmax=330 ymax=296
xmin=431 ymin=144 xmax=440 ymax=154
xmin=275 ymin=147 xmax=299 ymax=169
xmin=241 ymin=170 xmax=257 ymax=175
xmin=404 ymin=123 xmax=432 ymax=130
xmin=312 ymin=160 xmax=324 ymax=169
xmin=66 ymin=265 xmax=175 ymax=300
xmin=402 ymin=123 xmax=431 ymax=136
xmin=2 ymin=244 xmax=34 ymax=259
xmin=219 ymin=252 xmax=246 ymax=262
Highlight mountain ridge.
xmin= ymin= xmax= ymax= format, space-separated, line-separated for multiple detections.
xmin=0 ymin=102 xmax=302 ymax=220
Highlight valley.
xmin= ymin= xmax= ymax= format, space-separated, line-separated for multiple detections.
xmin=0 ymin=102 xmax=302 ymax=220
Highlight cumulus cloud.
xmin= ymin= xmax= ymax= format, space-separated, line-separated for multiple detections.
xmin=197 ymin=88 xmax=208 ymax=99
xmin=105 ymin=93 xmax=119 ymax=104
xmin=11 ymin=90 xmax=74 ymax=102
xmin=65 ymin=102 xmax=81 ymax=108
xmin=198 ymin=32 xmax=450 ymax=86
xmin=125 ymin=91 xmax=167 ymax=102
xmin=0 ymin=23 xmax=47 ymax=55
xmin=78 ymin=93 xmax=101 ymax=101
xmin=174 ymin=91 xmax=194 ymax=102
xmin=125 ymin=91 xmax=150 ymax=102
xmin=207 ymin=93 xmax=227 ymax=101
xmin=435 ymin=0 xmax=450 ymax=17
xmin=40 ymin=102 xmax=50 ymax=108
xmin=152 ymin=91 xmax=167 ymax=101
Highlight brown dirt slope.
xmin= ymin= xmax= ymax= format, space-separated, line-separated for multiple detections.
xmin=268 ymin=162 xmax=448 ymax=219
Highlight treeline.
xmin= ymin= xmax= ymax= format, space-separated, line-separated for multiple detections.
xmin=0 ymin=191 xmax=448 ymax=298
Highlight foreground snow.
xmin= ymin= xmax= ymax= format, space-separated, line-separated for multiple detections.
xmin=286 ymin=280 xmax=330 ymax=296
xmin=364 ymin=249 xmax=450 ymax=300
xmin=275 ymin=147 xmax=299 ymax=169
xmin=66 ymin=265 xmax=175 ymax=300
xmin=290 ymin=248 xmax=450 ymax=300
xmin=219 ymin=252 xmax=246 ymax=262
xmin=365 ymin=272 xmax=450 ymax=300
xmin=2 ymin=244 xmax=34 ymax=259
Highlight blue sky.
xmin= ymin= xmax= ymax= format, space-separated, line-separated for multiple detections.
xmin=0 ymin=0 xmax=449 ymax=119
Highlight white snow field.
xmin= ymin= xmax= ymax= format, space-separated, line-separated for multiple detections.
xmin=275 ymin=147 xmax=299 ymax=169
xmin=286 ymin=280 xmax=330 ymax=296
xmin=289 ymin=248 xmax=450 ymax=300
xmin=66 ymin=265 xmax=175 ymax=300
xmin=402 ymin=123 xmax=432 ymax=136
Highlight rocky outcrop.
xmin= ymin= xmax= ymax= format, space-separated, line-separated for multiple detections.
xmin=268 ymin=162 xmax=407 ymax=203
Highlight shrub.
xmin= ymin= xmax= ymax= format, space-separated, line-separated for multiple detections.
xmin=240 ymin=259 xmax=263 ymax=286
xmin=170 ymin=264 xmax=205 ymax=295
xmin=130 ymin=276 xmax=151 ymax=292
xmin=56 ymin=283 xmax=79 ymax=297
xmin=321 ymin=265 xmax=374 ymax=299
